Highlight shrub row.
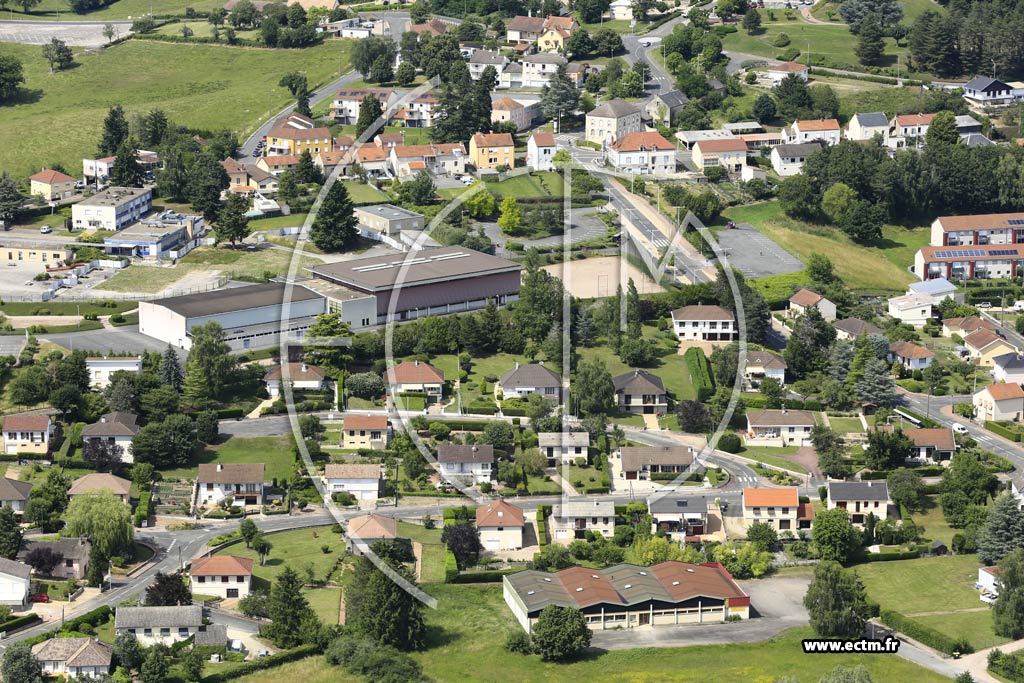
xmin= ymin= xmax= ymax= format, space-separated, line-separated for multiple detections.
xmin=450 ymin=568 xmax=524 ymax=583
xmin=879 ymin=609 xmax=973 ymax=655
xmin=23 ymin=606 xmax=113 ymax=648
xmin=986 ymin=421 xmax=1021 ymax=442
xmin=201 ymin=644 xmax=320 ymax=683
xmin=466 ymin=404 xmax=499 ymax=415
xmin=134 ymin=492 xmax=152 ymax=527
xmin=444 ymin=548 xmax=459 ymax=583
xmin=424 ymin=418 xmax=494 ymax=431
xmin=864 ymin=550 xmax=920 ymax=562
xmin=583 ymin=485 xmax=610 ymax=494
xmin=807 ymin=66 xmax=926 ymax=86
xmin=860 ymin=466 xmax=945 ymax=480
xmin=216 ymin=407 xmax=245 ymax=420
xmin=742 ymin=394 xmax=823 ymax=411
xmin=684 ymin=347 xmax=715 ymax=401
xmin=0 ymin=613 xmax=40 ymax=633
xmin=989 ymin=649 xmax=1024 ymax=682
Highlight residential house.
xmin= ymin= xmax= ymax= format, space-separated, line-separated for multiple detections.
xmin=329 ymin=88 xmax=397 ymax=124
xmin=609 ymin=132 xmax=676 ymax=175
xmin=68 ymin=473 xmax=131 ymax=504
xmin=389 ymin=143 xmax=466 ymax=178
xmin=491 ymin=97 xmax=530 ymax=131
xmin=32 ymin=638 xmax=113 ymax=680
xmin=351 ymin=144 xmax=391 ymax=177
xmin=903 ymin=427 xmax=956 ymax=462
xmin=30 ymin=168 xmax=77 ymax=201
xmin=470 ymin=50 xmax=509 ymax=81
xmin=341 ymin=415 xmax=390 ymax=451
xmin=827 ymin=481 xmax=891 ymax=525
xmin=887 ymin=293 xmax=934 ymax=327
xmin=962 ymin=76 xmax=1021 ymax=105
xmin=81 ymin=411 xmax=138 ymax=464
xmin=537 ymin=15 xmax=579 ymax=53
xmin=759 ymin=61 xmax=809 ymax=85
xmin=616 ymin=446 xmax=694 ymax=482
xmin=538 ymin=431 xmax=590 ymax=466
xmin=929 ymin=212 xmax=1024 ymax=248
xmin=220 ymin=160 xmax=279 ymax=195
xmin=264 ymin=112 xmax=334 ymax=156
xmin=527 ymin=132 xmax=557 ymax=171
xmin=915 ymin=244 xmax=1024 ymax=280
xmin=964 ymin=329 xmax=1018 ymax=366
xmin=770 ymin=142 xmax=824 ymax=177
xmin=470 ymin=132 xmax=515 ymax=170
xmin=691 ymin=138 xmax=748 ymax=173
xmin=0 ymin=558 xmax=30 ymax=607
xmin=675 ymin=129 xmax=738 ymax=150
xmin=114 ymin=606 xmax=204 ymax=646
xmin=189 ymin=555 xmax=254 ymax=599
xmin=745 ymin=409 xmax=816 ymax=446
xmin=196 ymin=463 xmax=265 ymax=507
xmin=888 ymin=340 xmax=935 ymax=372
xmin=255 ymin=155 xmax=299 ymax=177
xmin=476 ymin=499 xmax=525 ymax=551
xmin=961 ymin=132 xmax=995 ymax=147
xmin=888 ymin=113 xmax=935 ymax=149
xmin=743 ymin=487 xmax=807 ymax=531
xmin=2 ymin=414 xmax=53 ymax=455
xmin=549 ymin=500 xmax=615 ymax=543
xmin=71 ymin=187 xmax=153 ymax=231
xmin=788 ymin=288 xmax=836 ymax=321
xmin=387 ymin=360 xmax=445 ymax=403
xmin=503 ymin=561 xmax=751 ymax=633
xmin=846 ymin=112 xmax=889 ymax=141
xmin=993 ymin=353 xmax=1024 ymax=384
xmin=586 ymin=99 xmax=643 ymax=146
xmin=521 ymin=53 xmax=567 ymax=88
xmin=743 ymin=351 xmax=787 ymax=390
xmin=408 ymin=18 xmax=451 ymax=36
xmin=393 ymin=92 xmax=440 ymax=128
xmin=645 ymin=90 xmax=689 ymax=126
xmin=346 ymin=512 xmax=398 ymax=553
xmin=974 ymin=382 xmax=1024 ymax=422
xmin=18 ymin=538 xmax=91 ymax=580
xmin=85 ymin=356 xmax=142 ymax=389
xmin=942 ymin=315 xmax=997 ymax=338
xmin=670 ymin=304 xmax=737 ymax=341
xmin=83 ymin=150 xmax=159 ymax=183
xmin=263 ymin=362 xmax=328 ymax=398
xmin=356 ymin=204 xmax=424 ymax=238
xmin=497 ymin=362 xmax=562 ymax=401
xmin=648 ymin=495 xmax=711 ymax=539
xmin=833 ymin=318 xmax=883 ymax=341
xmin=0 ymin=477 xmax=31 ymax=517
xmin=786 ymin=119 xmax=841 ymax=146
xmin=907 ymin=277 xmax=957 ymax=303
xmin=505 ymin=15 xmax=546 ymax=43
xmin=323 ymin=464 xmax=384 ymax=501
xmin=437 ymin=444 xmax=494 ymax=486
xmin=565 ymin=61 xmax=602 ymax=88
xmin=613 ymin=369 xmax=668 ymax=415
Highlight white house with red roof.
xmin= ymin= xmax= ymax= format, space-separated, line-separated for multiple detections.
xmin=607 ymin=132 xmax=676 ymax=174
xmin=387 ymin=360 xmax=445 ymax=403
xmin=527 ymin=132 xmax=557 ymax=171
xmin=786 ymin=119 xmax=841 ymax=146
xmin=759 ymin=61 xmax=809 ymax=85
xmin=323 ymin=463 xmax=384 ymax=501
xmin=888 ymin=113 xmax=935 ymax=149
xmin=888 ymin=340 xmax=935 ymax=371
xmin=691 ymin=138 xmax=748 ymax=173
xmin=974 ymin=382 xmax=1024 ymax=422
xmin=341 ymin=414 xmax=390 ymax=450
xmin=263 ymin=362 xmax=328 ymax=398
xmin=788 ymin=288 xmax=836 ymax=321
xmin=477 ymin=499 xmax=525 ymax=550
xmin=189 ymin=555 xmax=254 ymax=599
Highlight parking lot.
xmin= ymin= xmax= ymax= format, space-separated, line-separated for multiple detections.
xmin=714 ymin=222 xmax=804 ymax=279
xmin=0 ymin=260 xmax=54 ymax=298
xmin=0 ymin=20 xmax=132 ymax=47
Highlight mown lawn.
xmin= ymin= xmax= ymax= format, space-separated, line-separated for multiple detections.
xmin=577 ymin=325 xmax=695 ymax=402
xmin=736 ymin=445 xmax=809 ymax=474
xmin=178 ymin=245 xmax=322 ymax=278
xmin=723 ymin=202 xmax=922 ymax=293
xmin=3 ymin=0 xmax=224 ymax=20
xmin=915 ymin=609 xmax=1008 ymax=651
xmin=94 ymin=265 xmax=199 ymax=293
xmin=216 ymin=527 xmax=344 ymax=583
xmin=486 ymin=172 xmax=565 ymax=199
xmin=855 ymin=555 xmax=984 ymax=614
xmin=160 ymin=434 xmax=297 ymax=483
xmin=827 ymin=416 xmax=864 ymax=433
xmin=396 ymin=521 xmax=445 ymax=584
xmin=909 ymin=496 xmax=960 ymax=547
xmin=0 ymin=40 xmax=351 ymax=178
xmin=249 ymin=213 xmax=310 ymax=232
xmin=304 ymin=586 xmax=342 ymax=625
xmin=341 ymin=181 xmax=390 ymax=204
xmin=231 ymin=586 xmax=954 ymax=683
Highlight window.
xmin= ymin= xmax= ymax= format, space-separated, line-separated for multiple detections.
xmin=144 ymin=629 xmax=152 ymax=636
xmin=178 ymin=628 xmax=189 ymax=637
xmin=161 ymin=628 xmax=171 ymax=636
xmin=197 ymin=576 xmax=206 ymax=583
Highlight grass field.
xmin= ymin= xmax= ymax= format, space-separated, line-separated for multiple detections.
xmin=216 ymin=527 xmax=344 ymax=583
xmin=486 ymin=172 xmax=565 ymax=200
xmin=231 ymin=586 xmax=953 ymax=683
xmin=341 ymin=181 xmax=390 ymax=204
xmin=855 ymin=555 xmax=984 ymax=614
xmin=915 ymin=610 xmax=1008 ymax=651
xmin=304 ymin=585 xmax=342 ymax=625
xmin=577 ymin=326 xmax=696 ymax=402
xmin=0 ymin=40 xmax=351 ymax=178
xmin=910 ymin=496 xmax=960 ymax=546
xmin=160 ymin=435 xmax=296 ymax=483
xmin=0 ymin=300 xmax=135 ymax=316
xmin=396 ymin=521 xmax=446 ymax=584
xmin=813 ymin=0 xmax=940 ymax=24
xmin=1 ymin=0 xmax=224 ymax=20
xmin=93 ymin=265 xmax=199 ymax=293
xmin=827 ymin=416 xmax=865 ymax=433
xmin=722 ymin=202 xmax=923 ymax=293
xmin=736 ymin=445 xmax=809 ymax=474
xmin=249 ymin=213 xmax=310 ymax=232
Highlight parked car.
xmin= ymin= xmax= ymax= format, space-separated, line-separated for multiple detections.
xmin=257 ymin=649 xmax=271 ymax=658
xmin=29 ymin=594 xmax=49 ymax=603
xmin=977 ymin=301 xmax=992 ymax=309
xmin=952 ymin=423 xmax=970 ymax=435
xmin=1012 ymin=300 xmax=1024 ymax=312
xmin=39 ymin=225 xmax=52 ymax=234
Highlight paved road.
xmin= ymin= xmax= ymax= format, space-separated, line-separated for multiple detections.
xmin=0 ymin=19 xmax=131 ymax=46
xmin=900 ymin=389 xmax=1024 ymax=466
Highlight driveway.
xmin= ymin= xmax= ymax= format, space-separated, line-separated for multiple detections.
xmin=0 ymin=20 xmax=131 ymax=47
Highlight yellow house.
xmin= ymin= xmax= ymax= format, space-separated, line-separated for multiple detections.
xmin=537 ymin=16 xmax=579 ymax=53
xmin=29 ymin=169 xmax=76 ymax=201
xmin=469 ymin=132 xmax=515 ymax=170
xmin=264 ymin=112 xmax=334 ymax=157
xmin=2 ymin=414 xmax=53 ymax=455
xmin=2 ymin=244 xmax=73 ymax=266
xmin=341 ymin=415 xmax=390 ymax=451
xmin=964 ymin=329 xmax=1019 ymax=367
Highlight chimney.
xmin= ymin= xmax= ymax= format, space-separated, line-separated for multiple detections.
xmin=415 ymin=360 xmax=420 ymax=366
xmin=472 ymin=446 xmax=478 ymax=452
xmin=216 ymin=464 xmax=223 ymax=472
xmin=515 ymin=361 xmax=519 ymax=369
xmin=497 ymin=510 xmax=504 ymax=518
xmin=301 ymin=363 xmax=308 ymax=373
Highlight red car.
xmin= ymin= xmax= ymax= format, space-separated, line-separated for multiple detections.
xmin=29 ymin=593 xmax=49 ymax=603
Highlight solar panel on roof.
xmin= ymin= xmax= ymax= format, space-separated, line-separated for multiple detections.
xmin=1009 ymin=219 xmax=1024 ymax=225
xmin=675 ymin=500 xmax=688 ymax=507
xmin=991 ymin=249 xmax=1018 ymax=256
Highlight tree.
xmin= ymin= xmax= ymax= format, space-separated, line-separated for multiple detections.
xmin=752 ymin=93 xmax=776 ymax=124
xmin=742 ymin=8 xmax=762 ymax=33
xmin=356 ymin=94 xmax=384 ymax=137
xmin=194 ymin=410 xmax=218 ymax=444
xmin=82 ymin=439 xmax=125 ymax=472
xmin=853 ymin=357 xmax=897 ymax=406
xmin=252 ymin=534 xmax=271 ymax=565
xmin=145 ymin=571 xmax=191 ymax=606
xmin=758 ymin=377 xmax=785 ymax=409
xmin=481 ymin=421 xmax=514 ymax=451
xmin=0 ymin=54 xmax=24 ymax=103
xmin=821 ymin=182 xmax=858 ymax=225
xmin=41 ymin=37 xmax=73 ymax=73
xmin=395 ymin=61 xmax=416 ymax=86
xmin=369 ymin=55 xmax=394 ymax=84
xmin=24 ymin=545 xmax=62 ymax=575
xmin=540 ymin=64 xmax=580 ymax=120
xmin=778 ymin=173 xmax=819 ymax=221
xmin=441 ymin=521 xmax=480 ymax=569
xmin=98 ymin=105 xmax=130 ymax=157
xmin=2 ymin=643 xmax=42 ymax=683
xmin=574 ymin=358 xmax=615 ymax=416
xmin=676 ymin=400 xmax=711 ymax=433
xmin=887 ymin=468 xmax=925 ymax=512
xmin=594 ymin=28 xmax=624 ymax=56
xmin=239 ymin=590 xmax=269 ymax=618
xmin=113 ymin=632 xmax=143 ymax=671
xmin=994 ymin=549 xmax=1024 ymax=638
xmin=25 ymin=469 xmax=69 ymax=532
xmin=855 ymin=13 xmax=885 ymax=65
xmin=864 ymin=428 xmax=913 ymax=470
xmin=310 ymin=181 xmax=359 ymax=252
xmin=182 ymin=322 xmax=234 ymax=406
xmin=62 ymin=492 xmax=134 ymax=560
xmin=812 ymin=508 xmax=860 ymax=563
xmin=103 ymin=23 xmax=117 ymax=43
xmin=0 ymin=506 xmax=19 ymax=560
xmin=180 ymin=648 xmax=204 ymax=683
xmin=926 ymin=110 xmax=959 ymax=146
xmin=394 ymin=171 xmax=435 ymax=205
xmin=497 ymin=196 xmax=522 ymax=235
xmin=139 ymin=647 xmax=168 ymax=683
xmin=265 ymin=566 xmax=315 ymax=647
xmin=979 ymin=492 xmax=1024 ymax=566
xmin=0 ymin=171 xmax=24 ymax=223
xmin=804 ymin=560 xmax=870 ymax=637
xmin=565 ymin=29 xmax=595 ymax=59
xmin=109 ymin=140 xmax=145 ymax=187
xmin=840 ymin=0 xmax=902 ymax=32
xmin=530 ymin=605 xmax=592 ymax=661
xmin=346 ymin=547 xmax=425 ymax=651
xmin=353 ymin=37 xmax=396 ymax=79
xmin=746 ymin=521 xmax=778 ymax=550
xmin=186 ymin=152 xmax=230 ymax=219
xmin=215 ymin=193 xmax=251 ymax=246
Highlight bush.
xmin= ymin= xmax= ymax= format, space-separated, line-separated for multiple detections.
xmin=986 ymin=421 xmax=1021 ymax=442
xmin=133 ymin=492 xmax=152 ymax=527
xmin=506 ymin=630 xmax=533 ymax=654
xmin=444 ymin=548 xmax=459 ymax=583
xmin=772 ymin=32 xmax=791 ymax=47
xmin=717 ymin=433 xmax=742 ymax=453
xmin=879 ymin=609 xmax=973 ymax=655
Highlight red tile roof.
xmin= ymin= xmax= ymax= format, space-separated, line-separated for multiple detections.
xmin=476 ymin=499 xmax=525 ymax=527
xmin=473 ymin=132 xmax=515 ymax=148
xmin=190 ymin=555 xmax=254 ymax=577
xmin=31 ymin=168 xmax=76 ymax=184
xmin=770 ymin=61 xmax=809 ymax=72
xmin=789 ymin=288 xmax=824 ymax=307
xmin=889 ymin=340 xmax=935 ymax=360
xmin=744 ymin=487 xmax=798 ymax=507
xmin=387 ymin=360 xmax=444 ymax=384
xmin=693 ymin=138 xmax=748 ymax=153
xmin=344 ymin=415 xmax=388 ymax=430
xmin=1 ymin=414 xmax=50 ymax=432
xmin=895 ymin=113 xmax=936 ymax=127
xmin=611 ymin=131 xmax=675 ymax=152
xmin=794 ymin=119 xmax=840 ymax=131
xmin=984 ymin=382 xmax=1024 ymax=401
xmin=531 ymin=132 xmax=556 ymax=147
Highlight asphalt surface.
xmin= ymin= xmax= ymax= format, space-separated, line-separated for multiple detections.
xmin=40 ymin=324 xmax=167 ymax=354
xmin=0 ymin=19 xmax=131 ymax=47
xmin=716 ymin=222 xmax=804 ymax=279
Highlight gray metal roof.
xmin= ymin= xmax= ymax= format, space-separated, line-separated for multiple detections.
xmin=613 ymin=369 xmax=665 ymax=394
xmin=993 ymin=352 xmax=1024 ymax=370
xmin=553 ymin=499 xmax=615 ymax=518
xmin=964 ymin=76 xmax=1011 ymax=91
xmin=852 ymin=112 xmax=888 ymax=128
xmin=152 ymin=282 xmax=323 ymax=319
xmin=437 ymin=444 xmax=494 ymax=463
xmin=827 ymin=481 xmax=890 ymax=502
xmin=355 ymin=204 xmax=423 ymax=221
xmin=961 ymin=133 xmax=994 ymax=147
xmin=773 ymin=142 xmax=825 ymax=158
xmin=193 ymin=624 xmax=228 ymax=646
xmin=908 ymin=278 xmax=955 ymax=295
xmin=115 ymin=605 xmax=203 ymax=629
xmin=19 ymin=537 xmax=91 ymax=562
xmin=833 ymin=318 xmax=882 ymax=338
xmin=656 ymin=90 xmax=688 ymax=109
xmin=469 ymin=49 xmax=505 ymax=64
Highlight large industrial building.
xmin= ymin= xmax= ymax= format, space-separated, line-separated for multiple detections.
xmin=137 ymin=247 xmax=523 ymax=349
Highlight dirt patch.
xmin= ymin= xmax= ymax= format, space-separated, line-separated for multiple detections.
xmin=787 ymin=446 xmax=822 ymax=479
xmin=543 ymin=256 xmax=664 ymax=299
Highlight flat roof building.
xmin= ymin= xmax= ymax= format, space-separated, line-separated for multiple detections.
xmin=354 ymin=204 xmax=424 ymax=237
xmin=71 ymin=187 xmax=153 ymax=231
xmin=103 ymin=210 xmax=204 ymax=260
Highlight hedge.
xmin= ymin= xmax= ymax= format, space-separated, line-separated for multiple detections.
xmin=466 ymin=404 xmax=499 ymax=415
xmin=450 ymin=568 xmax=524 ymax=583
xmin=864 ymin=550 xmax=920 ymax=562
xmin=201 ymin=644 xmax=320 ymax=683
xmin=684 ymin=347 xmax=715 ymax=401
xmin=134 ymin=492 xmax=152 ymax=527
xmin=22 ymin=606 xmax=113 ymax=647
xmin=742 ymin=395 xmax=823 ymax=411
xmin=0 ymin=613 xmax=40 ymax=633
xmin=444 ymin=548 xmax=459 ymax=583
xmin=425 ymin=419 xmax=495 ymax=431
xmin=216 ymin=408 xmax=245 ymax=420
xmin=986 ymin=421 xmax=1021 ymax=442
xmin=880 ymin=609 xmax=973 ymax=655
